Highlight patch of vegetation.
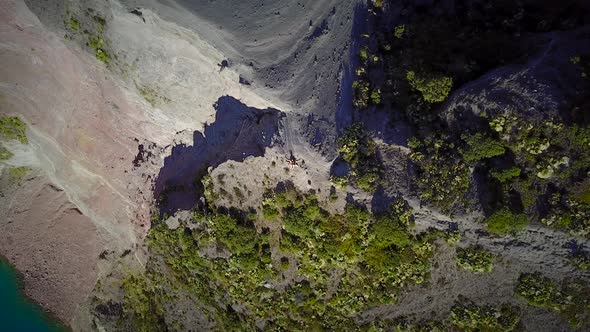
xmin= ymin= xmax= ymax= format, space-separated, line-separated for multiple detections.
xmin=491 ymin=167 xmax=521 ymax=184
xmin=114 ymin=184 xmax=443 ymax=330
xmin=88 ymin=36 xmax=110 ymax=64
xmin=370 ymin=88 xmax=381 ymax=105
xmin=485 ymin=209 xmax=528 ymax=235
xmin=0 ymin=116 xmax=28 ymax=144
xmin=93 ymin=15 xmax=106 ymax=34
xmin=136 ymin=85 xmax=171 ymax=107
xmin=542 ymin=192 xmax=590 ymax=238
xmin=9 ymin=167 xmax=30 ymax=184
xmin=450 ymin=300 xmax=521 ymax=332
xmin=65 ymin=17 xmax=79 ymax=31
xmin=121 ymin=273 xmax=166 ymax=332
xmin=485 ymin=115 xmax=590 ymax=231
xmin=461 ymin=133 xmax=505 ymax=163
xmin=0 ymin=144 xmax=13 ymax=160
xmin=572 ymin=179 xmax=590 ymax=204
xmin=261 ymin=196 xmax=280 ymax=220
xmin=370 ymin=296 xmax=521 ymax=332
xmin=330 ymin=175 xmax=348 ymax=188
xmin=353 ymin=44 xmax=382 ymax=110
xmin=394 ymin=25 xmax=405 ymax=39
xmin=361 ymin=5 xmax=590 ymax=225
xmin=515 ymin=272 xmax=590 ymax=327
xmin=569 ymin=249 xmax=590 ymax=271
xmin=374 ymin=318 xmax=446 ymax=332
xmin=455 ymin=246 xmax=495 ymax=273
xmin=443 ymin=229 xmax=462 ymax=245
xmin=571 ymin=53 xmax=590 ymax=78
xmin=65 ymin=11 xmax=112 ymax=65
xmin=337 ymin=124 xmax=382 ymax=192
xmin=201 ymin=174 xmax=218 ymax=206
xmin=352 ymin=79 xmax=370 ymax=109
xmin=406 ymin=70 xmax=453 ymax=103
xmin=359 ymin=46 xmax=370 ymax=64
xmin=408 ymin=135 xmax=470 ymax=212
xmin=372 ymin=0 xmax=384 ymax=9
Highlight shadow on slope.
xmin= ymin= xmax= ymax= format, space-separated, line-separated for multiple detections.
xmin=154 ymin=96 xmax=284 ymax=215
xmin=335 ymin=2 xmax=367 ymax=135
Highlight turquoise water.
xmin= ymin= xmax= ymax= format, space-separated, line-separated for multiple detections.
xmin=0 ymin=259 xmax=67 ymax=332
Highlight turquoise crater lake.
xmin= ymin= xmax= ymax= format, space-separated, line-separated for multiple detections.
xmin=0 ymin=259 xmax=67 ymax=332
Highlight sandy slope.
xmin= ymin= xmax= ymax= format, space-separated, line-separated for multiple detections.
xmin=117 ymin=0 xmax=362 ymax=153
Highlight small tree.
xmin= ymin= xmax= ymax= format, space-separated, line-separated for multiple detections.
xmin=486 ymin=209 xmax=528 ymax=235
xmin=406 ymin=71 xmax=453 ymax=103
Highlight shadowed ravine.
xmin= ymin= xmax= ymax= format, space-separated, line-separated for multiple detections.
xmin=155 ymin=96 xmax=284 ymax=215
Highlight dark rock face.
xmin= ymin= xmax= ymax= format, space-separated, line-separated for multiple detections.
xmin=154 ymin=96 xmax=284 ymax=215
xmin=441 ymin=26 xmax=590 ymax=131
xmin=94 ymin=301 xmax=123 ymax=318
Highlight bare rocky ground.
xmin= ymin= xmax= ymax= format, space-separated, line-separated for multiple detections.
xmin=0 ymin=167 xmax=104 ymax=324
xmin=0 ymin=0 xmax=589 ymax=331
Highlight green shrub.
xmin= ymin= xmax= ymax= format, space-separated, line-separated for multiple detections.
xmin=330 ymin=175 xmax=348 ymax=188
xmin=88 ymin=36 xmax=110 ymax=64
xmin=450 ymin=301 xmax=521 ymax=332
xmin=338 ymin=125 xmax=374 ymax=167
xmin=329 ymin=192 xmax=338 ymax=202
xmin=569 ymin=251 xmax=590 ymax=271
xmin=372 ymin=0 xmax=384 ymax=9
xmin=274 ymin=192 xmax=291 ymax=208
xmin=65 ymin=17 xmax=79 ymax=31
xmin=371 ymin=219 xmax=411 ymax=249
xmin=491 ymin=167 xmax=521 ymax=183
xmin=261 ymin=198 xmax=279 ymax=220
xmin=515 ymin=272 xmax=559 ymax=308
xmin=9 ymin=167 xmax=29 ymax=183
xmin=0 ymin=144 xmax=13 ymax=160
xmin=0 ymin=116 xmax=28 ymax=144
xmin=394 ymin=25 xmax=405 ymax=39
xmin=514 ymin=272 xmax=590 ymax=327
xmin=572 ymin=179 xmax=590 ymax=204
xmin=408 ymin=135 xmax=470 ymax=211
xmin=542 ymin=196 xmax=590 ymax=238
xmin=356 ymin=172 xmax=379 ymax=192
xmin=456 ymin=246 xmax=495 ymax=273
xmin=337 ymin=125 xmax=382 ymax=192
xmin=210 ymin=214 xmax=258 ymax=256
xmin=370 ymin=89 xmax=381 ymax=105
xmin=283 ymin=207 xmax=317 ymax=239
xmin=359 ymin=46 xmax=371 ymax=64
xmin=406 ymin=71 xmax=453 ymax=103
xmin=444 ymin=229 xmax=462 ymax=245
xmin=352 ymin=80 xmax=370 ymax=109
xmin=486 ymin=209 xmax=528 ymax=235
xmin=137 ymin=85 xmax=171 ymax=106
xmin=461 ymin=133 xmax=506 ymax=162
xmin=386 ymin=319 xmax=446 ymax=332
xmin=201 ymin=175 xmax=218 ymax=205
xmin=122 ymin=273 xmax=167 ymax=332
xmin=364 ymin=246 xmax=401 ymax=272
